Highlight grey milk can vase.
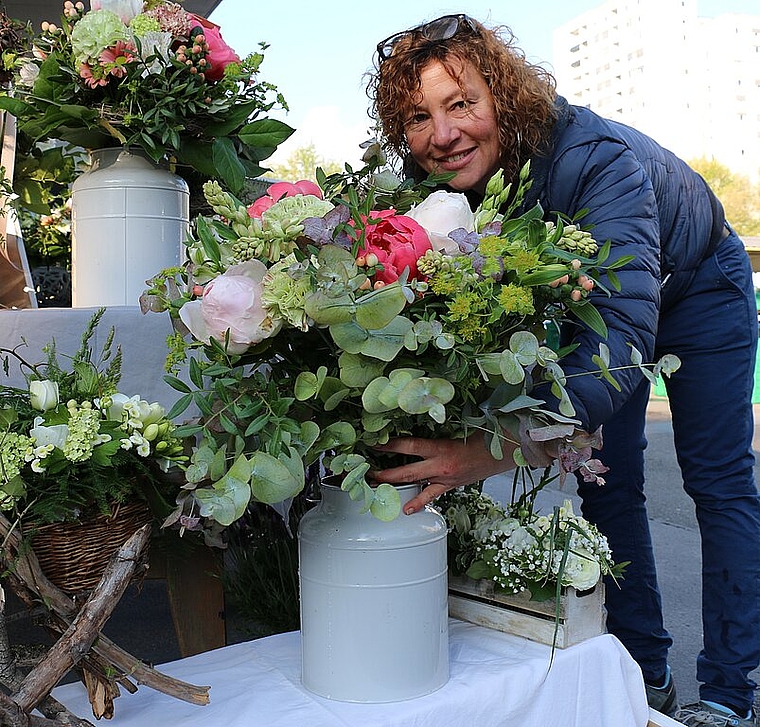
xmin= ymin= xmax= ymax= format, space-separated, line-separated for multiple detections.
xmin=298 ymin=481 xmax=449 ymax=702
xmin=71 ymin=147 xmax=188 ymax=308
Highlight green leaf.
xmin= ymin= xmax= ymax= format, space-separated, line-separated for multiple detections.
xmin=396 ymin=377 xmax=455 ymax=420
xmin=368 ymin=483 xmax=402 ymax=521
xmin=354 ymin=282 xmax=408 ymax=329
xmin=304 ymin=290 xmax=355 ymax=325
xmin=238 ymin=118 xmax=295 ymax=150
xmin=212 ymin=137 xmax=246 ymax=193
xmin=250 ymin=451 xmax=302 ymax=504
xmin=567 ymin=300 xmax=608 ymax=339
xmin=338 ymin=352 xmax=386 ymax=388
xmin=0 ymin=96 xmax=32 ymax=117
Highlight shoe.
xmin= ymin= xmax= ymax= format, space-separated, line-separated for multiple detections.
xmin=673 ymin=701 xmax=757 ymax=726
xmin=646 ymin=665 xmax=678 ymax=715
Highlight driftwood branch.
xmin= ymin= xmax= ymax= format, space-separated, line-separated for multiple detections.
xmin=12 ymin=525 xmax=150 ymax=713
xmin=0 ymin=511 xmax=211 ymax=721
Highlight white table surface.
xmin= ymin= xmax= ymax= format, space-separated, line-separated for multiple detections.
xmin=51 ymin=620 xmax=650 ymax=727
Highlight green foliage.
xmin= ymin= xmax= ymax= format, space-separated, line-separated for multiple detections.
xmin=268 ymin=142 xmax=343 ymax=183
xmin=0 ymin=7 xmax=293 ymax=192
xmin=0 ymin=309 xmax=186 ymax=524
xmin=689 ymin=157 xmax=760 ymax=237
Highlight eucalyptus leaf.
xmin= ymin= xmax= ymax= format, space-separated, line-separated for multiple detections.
xmin=250 ymin=451 xmax=302 ymax=504
xmin=368 ymin=484 xmax=402 ymax=521
xmin=354 ymin=282 xmax=408 ymax=329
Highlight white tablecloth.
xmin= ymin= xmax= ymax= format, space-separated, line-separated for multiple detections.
xmin=51 ymin=620 xmax=650 ymax=727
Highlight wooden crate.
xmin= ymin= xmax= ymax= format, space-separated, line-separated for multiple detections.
xmin=448 ymin=574 xmax=606 ymax=648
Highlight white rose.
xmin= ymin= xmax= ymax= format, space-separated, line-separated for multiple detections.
xmin=564 ymin=548 xmax=602 ymax=591
xmin=406 ymin=190 xmax=475 ymax=255
xmin=90 ymin=0 xmax=143 ymax=23
xmin=29 ymin=380 xmax=59 ymax=412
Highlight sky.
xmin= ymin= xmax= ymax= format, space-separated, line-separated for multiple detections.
xmin=208 ymin=0 xmax=760 ymax=169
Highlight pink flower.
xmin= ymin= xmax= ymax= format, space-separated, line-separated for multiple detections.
xmin=189 ymin=15 xmax=239 ymax=82
xmin=247 ymin=180 xmax=323 ymax=218
xmin=79 ymin=63 xmax=108 ymax=88
xmin=178 ymin=260 xmax=281 ymax=354
xmin=357 ymin=210 xmax=433 ymax=284
xmin=99 ymin=40 xmax=136 ymax=79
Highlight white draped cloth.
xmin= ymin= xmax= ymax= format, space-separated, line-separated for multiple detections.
xmin=50 ymin=620 xmax=650 ymax=727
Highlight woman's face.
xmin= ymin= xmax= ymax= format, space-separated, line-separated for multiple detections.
xmin=404 ymin=58 xmax=501 ymax=194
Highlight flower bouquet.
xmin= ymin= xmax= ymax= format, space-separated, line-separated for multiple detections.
xmin=0 ymin=307 xmax=186 ymax=526
xmin=142 ymin=149 xmax=679 ymax=545
xmin=0 ymin=0 xmax=293 ymax=192
xmin=439 ymin=483 xmax=623 ymax=647
xmin=440 ymin=484 xmax=623 ymax=599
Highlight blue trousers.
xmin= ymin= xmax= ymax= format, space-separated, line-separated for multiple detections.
xmin=577 ymin=232 xmax=760 ymax=712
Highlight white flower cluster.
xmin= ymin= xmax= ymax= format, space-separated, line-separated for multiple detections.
xmin=441 ymin=487 xmax=615 ymax=594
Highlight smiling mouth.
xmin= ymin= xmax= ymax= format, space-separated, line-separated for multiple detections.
xmin=442 ymin=151 xmax=471 ymax=164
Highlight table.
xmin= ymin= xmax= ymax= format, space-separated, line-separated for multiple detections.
xmin=50 ymin=620 xmax=651 ymax=727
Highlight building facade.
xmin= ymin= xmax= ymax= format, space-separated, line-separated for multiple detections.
xmin=553 ymin=0 xmax=760 ymax=182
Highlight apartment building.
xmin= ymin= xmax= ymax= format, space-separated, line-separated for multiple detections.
xmin=553 ymin=0 xmax=760 ymax=182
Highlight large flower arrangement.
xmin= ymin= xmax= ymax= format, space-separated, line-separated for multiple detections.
xmin=439 ymin=484 xmax=624 ymax=600
xmin=0 ymin=308 xmax=186 ymax=524
xmin=0 ymin=0 xmax=292 ymax=192
xmin=143 ymin=151 xmax=679 ymax=544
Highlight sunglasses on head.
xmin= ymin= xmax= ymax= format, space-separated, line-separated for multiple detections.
xmin=376 ymin=14 xmax=479 ymax=62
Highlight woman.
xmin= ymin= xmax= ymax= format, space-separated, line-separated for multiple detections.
xmin=367 ymin=14 xmax=760 ymax=726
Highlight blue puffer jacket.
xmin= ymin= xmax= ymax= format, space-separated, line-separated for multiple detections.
xmin=524 ymin=97 xmax=725 ymax=431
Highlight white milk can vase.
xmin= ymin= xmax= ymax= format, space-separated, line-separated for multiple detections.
xmin=298 ymin=482 xmax=449 ymax=702
xmin=71 ymin=147 xmax=189 ymax=307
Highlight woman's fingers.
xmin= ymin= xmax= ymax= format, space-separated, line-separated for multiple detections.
xmin=403 ymin=482 xmax=452 ymax=515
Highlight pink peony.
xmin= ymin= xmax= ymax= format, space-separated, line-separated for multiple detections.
xmin=189 ymin=15 xmax=239 ymax=82
xmin=178 ymin=260 xmax=281 ymax=354
xmin=247 ymin=180 xmax=323 ymax=218
xmin=357 ymin=210 xmax=433 ymax=284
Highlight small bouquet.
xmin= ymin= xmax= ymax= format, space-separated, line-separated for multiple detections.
xmin=439 ymin=484 xmax=624 ymax=599
xmin=143 ymin=149 xmax=679 ymax=544
xmin=0 ymin=308 xmax=186 ymax=524
xmin=0 ymin=0 xmax=292 ymax=192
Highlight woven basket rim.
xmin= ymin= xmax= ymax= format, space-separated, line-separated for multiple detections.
xmin=29 ymin=500 xmax=153 ymax=594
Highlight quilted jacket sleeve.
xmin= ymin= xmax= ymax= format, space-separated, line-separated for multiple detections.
xmin=533 ymin=137 xmax=662 ymax=432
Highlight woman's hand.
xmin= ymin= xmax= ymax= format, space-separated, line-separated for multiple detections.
xmin=372 ymin=434 xmax=518 ymax=515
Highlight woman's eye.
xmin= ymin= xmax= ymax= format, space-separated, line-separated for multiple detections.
xmin=407 ymin=113 xmax=429 ymax=126
xmin=453 ymin=100 xmax=470 ymax=111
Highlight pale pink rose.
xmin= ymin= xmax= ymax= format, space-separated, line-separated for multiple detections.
xmin=247 ymin=180 xmax=323 ymax=218
xmin=189 ymin=15 xmax=239 ymax=82
xmin=179 ymin=260 xmax=281 ymax=354
xmin=357 ymin=210 xmax=433 ymax=284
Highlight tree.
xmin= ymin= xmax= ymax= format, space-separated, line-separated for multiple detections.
xmin=688 ymin=157 xmax=760 ymax=237
xmin=268 ymin=143 xmax=343 ymax=182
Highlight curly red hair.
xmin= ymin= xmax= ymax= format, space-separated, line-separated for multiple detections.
xmin=367 ymin=18 xmax=558 ymax=185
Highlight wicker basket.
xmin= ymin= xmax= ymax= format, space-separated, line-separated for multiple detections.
xmin=29 ymin=500 xmax=153 ymax=594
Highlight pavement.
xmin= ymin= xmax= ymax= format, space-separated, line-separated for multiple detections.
xmin=6 ymin=394 xmax=760 ymax=715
